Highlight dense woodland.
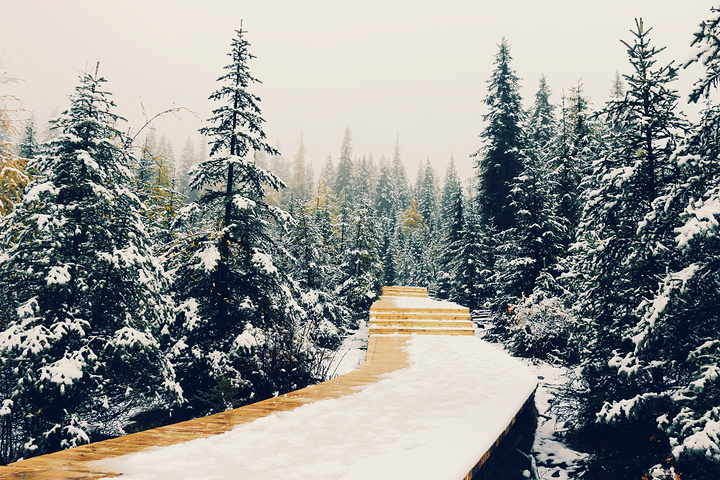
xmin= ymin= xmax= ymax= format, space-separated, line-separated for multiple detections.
xmin=1 ymin=7 xmax=720 ymax=479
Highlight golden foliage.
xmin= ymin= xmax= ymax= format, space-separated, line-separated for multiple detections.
xmin=0 ymin=66 xmax=30 ymax=215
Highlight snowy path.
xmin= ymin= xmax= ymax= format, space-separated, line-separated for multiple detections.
xmin=0 ymin=289 xmax=538 ymax=480
xmin=94 ymin=336 xmax=537 ymax=480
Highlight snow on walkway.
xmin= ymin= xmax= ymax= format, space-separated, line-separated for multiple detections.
xmin=96 ymin=333 xmax=537 ymax=480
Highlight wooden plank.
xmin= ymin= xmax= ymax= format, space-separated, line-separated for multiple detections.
xmin=0 ymin=336 xmax=410 ymax=479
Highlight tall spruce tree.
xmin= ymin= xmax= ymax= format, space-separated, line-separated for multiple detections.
xmin=570 ymin=20 xmax=688 ymax=475
xmin=166 ymin=28 xmax=312 ymax=416
xmin=0 ymin=67 xmax=179 ymax=462
xmin=391 ymin=135 xmax=411 ymax=211
xmin=590 ymin=10 xmax=720 ymax=476
xmin=528 ymin=75 xmax=556 ymax=146
xmin=475 ymin=38 xmax=526 ymax=232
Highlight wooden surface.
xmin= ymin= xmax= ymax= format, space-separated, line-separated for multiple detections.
xmin=369 ymin=288 xmax=475 ymax=336
xmin=0 ymin=286 xmax=529 ymax=480
xmin=0 ymin=334 xmax=410 ymax=480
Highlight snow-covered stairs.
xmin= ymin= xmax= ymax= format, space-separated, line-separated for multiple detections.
xmin=369 ymin=286 xmax=475 ymax=336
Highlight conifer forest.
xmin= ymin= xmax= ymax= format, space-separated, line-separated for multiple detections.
xmin=2 ymin=6 xmax=720 ymax=480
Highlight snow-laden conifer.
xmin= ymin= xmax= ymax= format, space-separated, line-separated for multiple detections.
xmin=0 ymin=67 xmax=180 ymax=462
xmin=590 ymin=11 xmax=720 ymax=474
xmin=569 ymin=19 xmax=689 ymax=472
xmin=165 ymin=28 xmax=318 ymax=416
xmin=474 ymin=38 xmax=526 ymax=232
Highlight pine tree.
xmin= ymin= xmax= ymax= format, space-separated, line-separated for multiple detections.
xmin=493 ymin=146 xmax=565 ymax=309
xmin=18 ymin=116 xmax=40 ymax=160
xmin=290 ymin=134 xmax=311 ymax=203
xmin=439 ymin=156 xmax=464 ymax=245
xmin=417 ymin=159 xmax=438 ymax=233
xmin=0 ymin=67 xmax=179 ymax=462
xmin=589 ymin=10 xmax=720 ymax=475
xmin=336 ymin=199 xmax=381 ymax=318
xmin=528 ymin=74 xmax=556 ymax=146
xmin=334 ymin=127 xmax=354 ymax=200
xmin=283 ymin=201 xmax=348 ymax=349
xmin=449 ymin=210 xmax=495 ymax=311
xmin=436 ymin=158 xmax=465 ymax=299
xmin=475 ymin=38 xmax=526 ymax=232
xmin=686 ymin=7 xmax=720 ymax=103
xmin=391 ymin=135 xmax=411 ymax=210
xmin=177 ymin=137 xmax=198 ymax=196
xmin=167 ymin=28 xmax=312 ymax=416
xmin=570 ymin=20 xmax=688 ymax=475
xmin=374 ymin=158 xmax=394 ymax=218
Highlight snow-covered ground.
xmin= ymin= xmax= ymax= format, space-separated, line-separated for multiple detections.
xmin=474 ymin=322 xmax=587 ymax=479
xmin=96 ymin=305 xmax=537 ymax=480
xmin=527 ymin=361 xmax=588 ymax=479
xmin=325 ymin=319 xmax=369 ymax=378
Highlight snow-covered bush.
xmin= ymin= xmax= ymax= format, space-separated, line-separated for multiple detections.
xmin=502 ymin=292 xmax=579 ymax=365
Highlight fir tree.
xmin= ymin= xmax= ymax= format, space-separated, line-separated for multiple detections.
xmin=475 ymin=38 xmax=526 ymax=232
xmin=0 ymin=67 xmax=179 ymax=462
xmin=493 ymin=147 xmax=565 ymax=308
xmin=18 ymin=116 xmax=40 ymax=160
xmin=336 ymin=199 xmax=381 ymax=318
xmin=391 ymin=135 xmax=411 ymax=210
xmin=436 ymin=158 xmax=465 ymax=299
xmin=417 ymin=159 xmax=438 ymax=233
xmin=589 ymin=11 xmax=720 ymax=475
xmin=167 ymin=28 xmax=312 ymax=416
xmin=528 ymin=74 xmax=556 ymax=146
xmin=570 ymin=20 xmax=688 ymax=475
xmin=334 ymin=127 xmax=354 ymax=200
xmin=449 ymin=210 xmax=495 ymax=311
xmin=374 ymin=158 xmax=394 ymax=218
xmin=290 ymin=134 xmax=311 ymax=203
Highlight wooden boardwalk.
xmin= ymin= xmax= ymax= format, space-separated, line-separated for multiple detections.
xmin=0 ymin=286 xmax=536 ymax=480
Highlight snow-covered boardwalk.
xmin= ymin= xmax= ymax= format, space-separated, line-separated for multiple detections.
xmin=0 ymin=287 xmax=537 ymax=480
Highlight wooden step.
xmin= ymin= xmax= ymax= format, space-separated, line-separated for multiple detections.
xmin=370 ymin=312 xmax=472 ymax=321
xmin=370 ymin=319 xmax=474 ymax=329
xmin=369 ymin=327 xmax=475 ymax=336
xmin=381 ymin=286 xmax=428 ymax=297
xmin=370 ymin=307 xmax=471 ymax=315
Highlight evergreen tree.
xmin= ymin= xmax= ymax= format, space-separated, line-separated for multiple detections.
xmin=167 ymin=28 xmax=312 ymax=416
xmin=439 ymin=156 xmax=463 ymax=245
xmin=436 ymin=158 xmax=465 ymax=299
xmin=283 ymin=201 xmax=348 ymax=349
xmin=177 ymin=137 xmax=198 ymax=197
xmin=336 ymin=199 xmax=381 ymax=318
xmin=686 ymin=6 xmax=720 ymax=103
xmin=18 ymin=116 xmax=40 ymax=160
xmin=528 ymin=74 xmax=556 ymax=146
xmin=493 ymin=147 xmax=565 ymax=309
xmin=334 ymin=127 xmax=354 ymax=200
xmin=374 ymin=158 xmax=394 ymax=218
xmin=570 ymin=20 xmax=688 ymax=475
xmin=544 ymin=83 xmax=602 ymax=259
xmin=0 ymin=67 xmax=179 ymax=462
xmin=449 ymin=210 xmax=495 ymax=311
xmin=290 ymin=133 xmax=311 ymax=203
xmin=475 ymin=38 xmax=526 ymax=232
xmin=391 ymin=135 xmax=411 ymax=210
xmin=590 ymin=10 xmax=720 ymax=476
xmin=417 ymin=159 xmax=438 ymax=233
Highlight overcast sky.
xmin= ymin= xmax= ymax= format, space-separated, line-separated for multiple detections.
xmin=1 ymin=1 xmax=715 ymax=181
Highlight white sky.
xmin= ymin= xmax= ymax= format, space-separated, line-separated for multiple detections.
xmin=1 ymin=1 xmax=715 ymax=181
